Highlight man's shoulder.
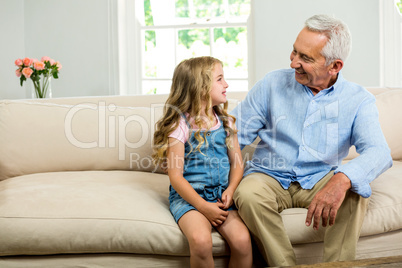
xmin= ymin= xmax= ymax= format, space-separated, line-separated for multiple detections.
xmin=246 ymin=69 xmax=298 ymax=99
xmin=339 ymin=79 xmax=374 ymax=101
xmin=255 ymin=68 xmax=295 ymax=90
xmin=263 ymin=68 xmax=294 ymax=80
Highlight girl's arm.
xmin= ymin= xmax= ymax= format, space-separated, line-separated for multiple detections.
xmin=167 ymin=137 xmax=229 ymax=226
xmin=221 ymin=133 xmax=244 ymax=209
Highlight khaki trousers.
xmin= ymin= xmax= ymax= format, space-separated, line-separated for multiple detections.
xmin=233 ymin=171 xmax=369 ymax=267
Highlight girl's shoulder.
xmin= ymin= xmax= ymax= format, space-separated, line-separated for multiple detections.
xmin=168 ymin=116 xmax=189 ymax=144
xmin=168 ymin=113 xmax=235 ymax=143
xmin=220 ymin=114 xmax=235 ymax=130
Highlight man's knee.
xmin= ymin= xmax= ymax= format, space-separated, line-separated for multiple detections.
xmin=234 ymin=174 xmax=277 ymax=210
xmin=234 ymin=175 xmax=259 ymax=206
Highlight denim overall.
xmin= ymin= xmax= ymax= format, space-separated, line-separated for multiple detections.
xmin=169 ymin=115 xmax=232 ymax=222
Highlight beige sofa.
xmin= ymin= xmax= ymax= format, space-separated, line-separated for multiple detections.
xmin=0 ymin=88 xmax=401 ymax=267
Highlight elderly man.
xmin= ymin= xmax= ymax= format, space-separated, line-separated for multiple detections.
xmin=231 ymin=14 xmax=392 ymax=266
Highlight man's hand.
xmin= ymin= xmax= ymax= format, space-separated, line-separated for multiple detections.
xmin=305 ymin=172 xmax=351 ymax=230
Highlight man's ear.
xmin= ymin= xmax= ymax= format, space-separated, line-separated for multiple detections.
xmin=329 ymin=60 xmax=344 ymax=75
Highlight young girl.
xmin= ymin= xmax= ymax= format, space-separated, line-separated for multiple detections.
xmin=153 ymin=56 xmax=252 ymax=268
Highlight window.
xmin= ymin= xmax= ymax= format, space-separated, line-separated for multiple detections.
xmin=380 ymin=0 xmax=402 ymax=87
xmin=137 ymin=0 xmax=250 ymax=94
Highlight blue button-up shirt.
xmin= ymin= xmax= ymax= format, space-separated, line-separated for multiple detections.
xmin=231 ymin=69 xmax=392 ymax=198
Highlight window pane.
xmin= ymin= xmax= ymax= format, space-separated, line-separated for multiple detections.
xmin=139 ymin=0 xmax=250 ymax=95
xmin=175 ymin=0 xmax=250 ymax=19
xmin=226 ymin=79 xmax=248 ymax=92
xmin=175 ymin=0 xmax=189 ymax=18
xmin=177 ymin=28 xmax=210 ymax=60
xmin=142 ymin=80 xmax=172 ymax=95
xmin=144 ymin=30 xmax=156 ymax=77
xmin=212 ymin=27 xmax=247 ymax=78
xmin=175 ymin=0 xmax=225 ymax=19
xmin=192 ymin=0 xmax=224 ymax=18
xmin=143 ymin=79 xmax=247 ymax=94
xmin=143 ymin=29 xmax=176 ymax=79
xmin=144 ymin=0 xmax=154 ymax=26
xmin=228 ymin=0 xmax=250 ymax=17
xmin=145 ymin=0 xmax=251 ymax=25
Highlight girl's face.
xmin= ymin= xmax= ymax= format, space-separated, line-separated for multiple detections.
xmin=210 ymin=63 xmax=229 ymax=107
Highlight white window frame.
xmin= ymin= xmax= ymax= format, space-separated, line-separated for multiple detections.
xmin=380 ymin=0 xmax=402 ymax=87
xmin=119 ymin=0 xmax=250 ymax=95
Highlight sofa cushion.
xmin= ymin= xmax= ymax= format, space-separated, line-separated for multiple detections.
xmin=375 ymin=90 xmax=402 ymax=161
xmin=0 ymin=170 xmax=228 ymax=256
xmin=0 ymin=101 xmax=162 ymax=180
xmin=281 ymin=161 xmax=402 ymax=244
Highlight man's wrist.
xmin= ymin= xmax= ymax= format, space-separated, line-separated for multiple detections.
xmin=333 ymin=172 xmax=352 ymax=191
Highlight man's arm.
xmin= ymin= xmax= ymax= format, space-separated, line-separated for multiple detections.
xmin=335 ymin=95 xmax=392 ymax=197
xmin=306 ymin=94 xmax=392 ymax=230
xmin=230 ymin=80 xmax=268 ymax=149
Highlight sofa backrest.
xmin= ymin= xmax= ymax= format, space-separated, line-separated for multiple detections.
xmin=0 ymin=100 xmax=164 ymax=180
xmin=0 ymin=88 xmax=400 ymax=180
xmin=373 ymin=89 xmax=402 ymax=160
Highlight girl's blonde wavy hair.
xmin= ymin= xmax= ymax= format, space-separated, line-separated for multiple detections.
xmin=152 ymin=56 xmax=237 ymax=167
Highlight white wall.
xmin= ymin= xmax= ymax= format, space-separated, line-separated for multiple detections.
xmin=0 ymin=0 xmax=26 ymax=99
xmin=0 ymin=0 xmax=115 ymax=99
xmin=250 ymin=0 xmax=381 ymax=88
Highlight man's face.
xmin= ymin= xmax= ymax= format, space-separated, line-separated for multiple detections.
xmin=290 ymin=27 xmax=334 ymax=93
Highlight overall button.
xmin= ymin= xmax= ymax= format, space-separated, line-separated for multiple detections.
xmin=206 ymin=132 xmax=211 ymax=136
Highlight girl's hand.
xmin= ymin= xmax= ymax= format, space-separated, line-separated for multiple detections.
xmin=221 ymin=189 xmax=234 ymax=209
xmin=199 ymin=201 xmax=229 ymax=227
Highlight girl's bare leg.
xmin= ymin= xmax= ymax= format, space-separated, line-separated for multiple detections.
xmin=216 ymin=210 xmax=253 ymax=268
xmin=178 ymin=210 xmax=214 ymax=268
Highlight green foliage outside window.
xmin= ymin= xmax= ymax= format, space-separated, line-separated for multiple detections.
xmin=144 ymin=0 xmax=155 ymax=50
xmin=143 ymin=0 xmax=249 ymax=49
xmin=142 ymin=0 xmax=250 ymax=94
xmin=398 ymin=0 xmax=402 ymax=13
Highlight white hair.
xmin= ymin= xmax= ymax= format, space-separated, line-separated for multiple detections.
xmin=305 ymin=14 xmax=352 ymax=65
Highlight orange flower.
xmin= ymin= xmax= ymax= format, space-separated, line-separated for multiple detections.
xmin=15 ymin=69 xmax=22 ymax=77
xmin=15 ymin=59 xmax=23 ymax=67
xmin=34 ymin=61 xmax=46 ymax=71
xmin=21 ymin=67 xmax=33 ymax=78
xmin=22 ymin=57 xmax=33 ymax=67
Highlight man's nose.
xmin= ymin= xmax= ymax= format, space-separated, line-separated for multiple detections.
xmin=290 ymin=54 xmax=300 ymax=69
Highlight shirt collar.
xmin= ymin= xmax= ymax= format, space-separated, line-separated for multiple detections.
xmin=329 ymin=71 xmax=344 ymax=92
xmin=304 ymin=71 xmax=345 ymax=97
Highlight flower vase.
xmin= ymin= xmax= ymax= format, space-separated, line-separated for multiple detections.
xmin=31 ymin=74 xmax=52 ymax=98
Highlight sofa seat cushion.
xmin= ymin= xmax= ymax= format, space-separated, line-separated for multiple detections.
xmin=0 ymin=171 xmax=229 ymax=257
xmin=281 ymin=160 xmax=402 ymax=244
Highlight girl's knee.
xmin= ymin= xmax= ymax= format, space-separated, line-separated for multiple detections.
xmin=236 ymin=232 xmax=252 ymax=251
xmin=226 ymin=228 xmax=252 ymax=256
xmin=188 ymin=233 xmax=213 ymax=258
